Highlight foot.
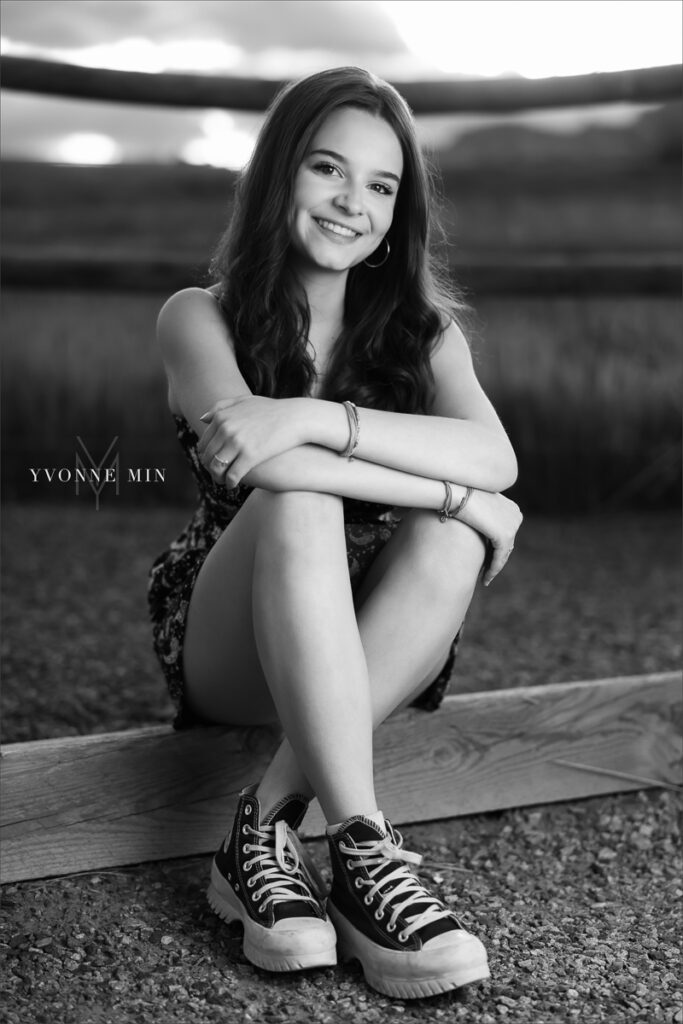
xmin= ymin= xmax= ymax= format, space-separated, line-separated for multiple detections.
xmin=327 ymin=814 xmax=489 ymax=998
xmin=208 ymin=786 xmax=337 ymax=972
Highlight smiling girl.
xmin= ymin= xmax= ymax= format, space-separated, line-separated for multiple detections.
xmin=147 ymin=67 xmax=521 ymax=1000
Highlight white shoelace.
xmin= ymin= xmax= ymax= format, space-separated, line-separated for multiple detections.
xmin=242 ymin=819 xmax=325 ymax=914
xmin=339 ymin=827 xmax=455 ymax=942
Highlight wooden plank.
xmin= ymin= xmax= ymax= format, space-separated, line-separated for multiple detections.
xmin=2 ymin=56 xmax=681 ymax=112
xmin=2 ymin=249 xmax=680 ymax=296
xmin=1 ymin=672 xmax=680 ymax=883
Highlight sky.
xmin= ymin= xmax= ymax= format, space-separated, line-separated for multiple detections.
xmin=1 ymin=0 xmax=680 ymax=166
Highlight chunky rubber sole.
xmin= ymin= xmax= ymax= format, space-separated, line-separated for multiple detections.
xmin=328 ymin=901 xmax=490 ymax=999
xmin=207 ymin=862 xmax=338 ymax=972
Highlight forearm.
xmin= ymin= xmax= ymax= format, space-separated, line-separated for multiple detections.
xmin=241 ymin=442 xmax=463 ymax=512
xmin=292 ymin=398 xmax=518 ymax=493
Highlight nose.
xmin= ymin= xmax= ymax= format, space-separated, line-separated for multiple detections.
xmin=334 ymin=181 xmax=364 ymax=216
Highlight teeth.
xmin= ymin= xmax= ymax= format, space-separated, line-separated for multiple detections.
xmin=316 ymin=219 xmax=359 ymax=238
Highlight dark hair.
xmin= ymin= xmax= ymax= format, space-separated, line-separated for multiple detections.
xmin=209 ymin=66 xmax=466 ymax=413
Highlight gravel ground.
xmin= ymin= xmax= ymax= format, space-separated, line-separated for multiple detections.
xmin=1 ymin=792 xmax=680 ymax=1024
xmin=1 ymin=504 xmax=681 ymax=1022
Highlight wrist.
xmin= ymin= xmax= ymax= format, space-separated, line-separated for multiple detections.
xmin=302 ymin=398 xmax=351 ymax=452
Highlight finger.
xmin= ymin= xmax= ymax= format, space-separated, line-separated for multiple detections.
xmin=197 ymin=421 xmax=219 ymax=458
xmin=208 ymin=452 xmax=231 ymax=483
xmin=483 ymin=546 xmax=512 ymax=586
xmin=223 ymin=455 xmax=248 ymax=490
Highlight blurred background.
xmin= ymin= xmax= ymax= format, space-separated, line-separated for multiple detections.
xmin=1 ymin=1 xmax=681 ymax=740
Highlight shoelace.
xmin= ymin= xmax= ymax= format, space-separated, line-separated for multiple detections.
xmin=243 ymin=819 xmax=326 ymax=914
xmin=339 ymin=824 xmax=457 ymax=942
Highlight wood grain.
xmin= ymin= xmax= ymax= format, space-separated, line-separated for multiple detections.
xmin=1 ymin=672 xmax=680 ymax=883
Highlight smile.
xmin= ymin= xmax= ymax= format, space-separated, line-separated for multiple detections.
xmin=314 ymin=218 xmax=362 ymax=239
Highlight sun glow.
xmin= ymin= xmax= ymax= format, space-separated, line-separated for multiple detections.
xmin=380 ymin=0 xmax=682 ymax=78
xmin=181 ymin=111 xmax=258 ymax=169
xmin=48 ymin=132 xmax=121 ymax=164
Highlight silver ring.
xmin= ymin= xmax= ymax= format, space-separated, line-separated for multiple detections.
xmin=212 ymin=454 xmax=229 ymax=467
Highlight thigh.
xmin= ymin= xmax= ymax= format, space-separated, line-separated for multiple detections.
xmin=182 ymin=491 xmax=277 ymax=727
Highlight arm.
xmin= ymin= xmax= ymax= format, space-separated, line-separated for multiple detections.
xmin=156 ymin=288 xmax=451 ymax=508
xmin=291 ymin=320 xmax=518 ymax=493
xmin=158 ymin=288 xmax=521 ymax=582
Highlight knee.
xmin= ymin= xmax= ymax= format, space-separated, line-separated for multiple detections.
xmin=401 ymin=509 xmax=486 ymax=594
xmin=253 ymin=489 xmax=344 ymax=546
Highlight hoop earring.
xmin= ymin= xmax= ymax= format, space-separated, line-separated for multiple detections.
xmin=364 ymin=237 xmax=390 ymax=268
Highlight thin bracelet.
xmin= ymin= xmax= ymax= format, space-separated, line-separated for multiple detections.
xmin=340 ymin=401 xmax=360 ymax=460
xmin=439 ymin=482 xmax=473 ymax=521
xmin=451 ymin=485 xmax=473 ymax=518
xmin=438 ymin=481 xmax=453 ymax=522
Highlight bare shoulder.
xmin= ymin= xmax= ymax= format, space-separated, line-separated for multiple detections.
xmin=430 ymin=318 xmax=473 ymax=369
xmin=157 ymin=286 xmax=221 ymax=325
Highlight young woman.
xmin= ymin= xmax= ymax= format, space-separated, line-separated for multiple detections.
xmin=148 ymin=67 xmax=522 ymax=1000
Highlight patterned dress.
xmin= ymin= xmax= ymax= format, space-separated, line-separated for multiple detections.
xmin=147 ymin=414 xmax=461 ymax=730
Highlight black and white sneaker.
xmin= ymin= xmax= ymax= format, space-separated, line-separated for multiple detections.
xmin=327 ymin=814 xmax=489 ymax=998
xmin=208 ymin=786 xmax=337 ymax=971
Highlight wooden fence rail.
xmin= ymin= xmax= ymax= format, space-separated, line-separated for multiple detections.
xmin=1 ymin=671 xmax=680 ymax=883
xmin=2 ymin=56 xmax=681 ymax=113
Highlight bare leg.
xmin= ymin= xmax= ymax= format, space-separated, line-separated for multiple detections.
xmin=256 ymin=508 xmax=486 ymax=814
xmin=182 ymin=492 xmax=485 ymax=821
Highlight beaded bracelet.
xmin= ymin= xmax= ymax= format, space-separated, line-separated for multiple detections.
xmin=439 ymin=481 xmax=473 ymax=522
xmin=340 ymin=401 xmax=360 ymax=460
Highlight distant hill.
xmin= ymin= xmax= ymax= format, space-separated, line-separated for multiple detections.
xmin=1 ymin=102 xmax=680 ymax=255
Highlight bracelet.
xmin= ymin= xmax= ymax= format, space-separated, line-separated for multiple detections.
xmin=438 ymin=482 xmax=473 ymax=522
xmin=438 ymin=480 xmax=453 ymax=522
xmin=340 ymin=401 xmax=360 ymax=460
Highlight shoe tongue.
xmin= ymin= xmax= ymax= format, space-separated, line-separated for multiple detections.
xmin=261 ymin=794 xmax=309 ymax=829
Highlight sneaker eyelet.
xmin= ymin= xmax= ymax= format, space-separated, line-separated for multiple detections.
xmin=244 ymin=804 xmax=252 ymax=815
xmin=398 ymin=932 xmax=408 ymax=943
xmin=257 ymin=905 xmax=266 ymax=915
xmin=354 ymin=878 xmax=364 ymax=890
xmin=242 ymin=844 xmax=250 ymax=854
xmin=374 ymin=909 xmax=384 ymax=920
xmin=346 ymin=860 xmax=355 ymax=870
xmin=386 ymin=921 xmax=396 ymax=932
xmin=363 ymin=894 xmax=372 ymax=906
xmin=243 ymin=862 xmax=252 ymax=872
xmin=242 ymin=825 xmax=250 ymax=835
xmin=251 ymin=893 xmax=260 ymax=902
xmin=247 ymin=877 xmax=255 ymax=888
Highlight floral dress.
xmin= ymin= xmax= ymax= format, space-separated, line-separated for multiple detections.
xmin=147 ymin=414 xmax=461 ymax=729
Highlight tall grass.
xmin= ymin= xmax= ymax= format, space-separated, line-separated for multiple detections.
xmin=2 ymin=288 xmax=679 ymax=511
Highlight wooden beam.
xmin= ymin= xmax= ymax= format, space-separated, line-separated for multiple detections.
xmin=1 ymin=672 xmax=680 ymax=883
xmin=2 ymin=249 xmax=680 ymax=296
xmin=2 ymin=56 xmax=681 ymax=113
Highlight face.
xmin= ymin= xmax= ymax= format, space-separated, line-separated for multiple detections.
xmin=289 ymin=106 xmax=404 ymax=275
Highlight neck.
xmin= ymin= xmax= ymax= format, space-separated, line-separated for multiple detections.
xmin=295 ymin=265 xmax=347 ymax=331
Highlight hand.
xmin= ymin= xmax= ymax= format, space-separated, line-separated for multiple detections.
xmin=457 ymin=489 xmax=523 ymax=586
xmin=197 ymin=396 xmax=305 ymax=487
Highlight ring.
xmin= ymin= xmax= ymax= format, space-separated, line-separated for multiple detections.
xmin=212 ymin=454 xmax=229 ymax=467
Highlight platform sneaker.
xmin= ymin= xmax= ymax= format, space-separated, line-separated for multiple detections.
xmin=208 ymin=786 xmax=337 ymax=971
xmin=326 ymin=813 xmax=489 ymax=998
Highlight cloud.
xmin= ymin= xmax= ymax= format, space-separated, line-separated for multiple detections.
xmin=0 ymin=0 xmax=407 ymax=55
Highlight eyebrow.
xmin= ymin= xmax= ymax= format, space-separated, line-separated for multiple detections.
xmin=309 ymin=148 xmax=401 ymax=185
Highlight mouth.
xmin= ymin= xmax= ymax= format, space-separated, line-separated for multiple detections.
xmin=313 ymin=217 xmax=362 ymax=240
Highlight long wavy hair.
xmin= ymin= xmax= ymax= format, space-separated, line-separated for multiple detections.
xmin=209 ymin=66 xmax=466 ymax=413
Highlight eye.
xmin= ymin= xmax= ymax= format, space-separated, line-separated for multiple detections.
xmin=369 ymin=182 xmax=394 ymax=196
xmin=312 ymin=161 xmax=341 ymax=177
